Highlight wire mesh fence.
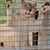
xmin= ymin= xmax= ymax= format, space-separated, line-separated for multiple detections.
xmin=0 ymin=0 xmax=50 ymax=50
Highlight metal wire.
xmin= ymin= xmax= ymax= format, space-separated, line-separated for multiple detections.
xmin=0 ymin=0 xmax=50 ymax=50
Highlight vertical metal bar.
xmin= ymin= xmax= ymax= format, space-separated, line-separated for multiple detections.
xmin=18 ymin=0 xmax=24 ymax=50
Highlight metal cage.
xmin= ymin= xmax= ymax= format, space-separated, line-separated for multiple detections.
xmin=0 ymin=0 xmax=50 ymax=50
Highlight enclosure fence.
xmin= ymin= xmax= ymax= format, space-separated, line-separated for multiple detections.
xmin=0 ymin=0 xmax=50 ymax=50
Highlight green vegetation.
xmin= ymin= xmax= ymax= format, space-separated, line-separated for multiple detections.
xmin=0 ymin=0 xmax=19 ymax=7
xmin=0 ymin=16 xmax=6 ymax=24
xmin=0 ymin=0 xmax=19 ymax=24
xmin=0 ymin=0 xmax=6 ymax=24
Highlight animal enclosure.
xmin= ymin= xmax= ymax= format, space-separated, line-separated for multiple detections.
xmin=0 ymin=0 xmax=50 ymax=50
